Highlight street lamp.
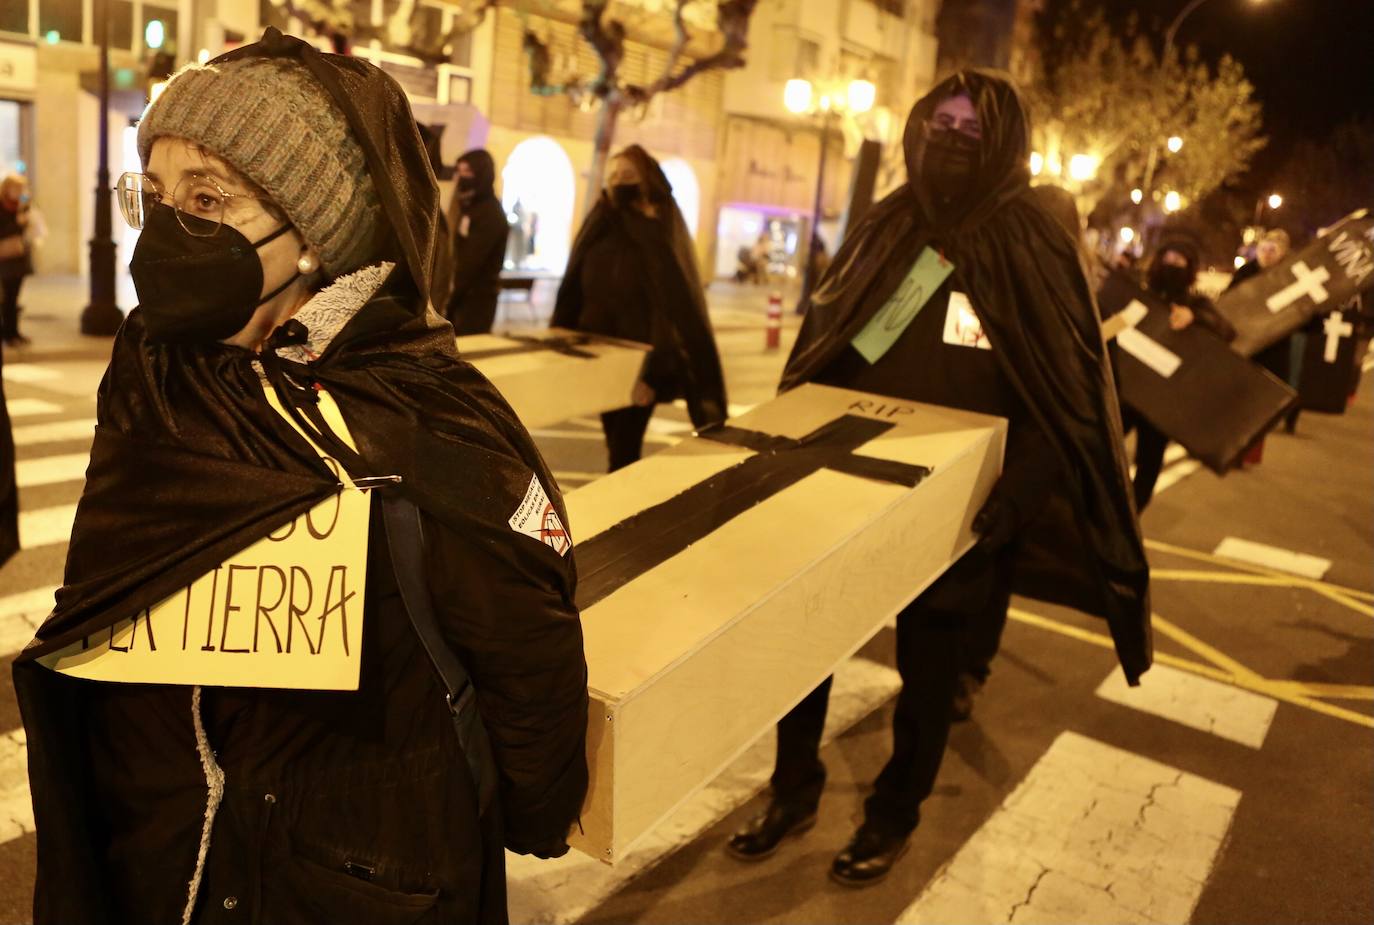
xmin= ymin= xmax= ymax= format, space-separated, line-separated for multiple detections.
xmin=1253 ymin=191 xmax=1283 ymax=225
xmin=80 ymin=0 xmax=123 ymax=335
xmin=786 ymin=76 xmax=874 ymax=314
xmin=1068 ymin=153 xmax=1099 ymax=183
xmin=1130 ymin=188 xmax=1144 ymax=205
xmin=1166 ymin=135 xmax=1184 ymax=153
xmin=1163 ymin=190 xmax=1182 ymax=213
xmin=1268 ymin=193 xmax=1283 ymax=210
xmin=1029 ymin=151 xmax=1044 ymax=176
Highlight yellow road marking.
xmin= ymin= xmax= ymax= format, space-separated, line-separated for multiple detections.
xmin=1007 ymin=608 xmax=1374 ymax=729
xmin=1265 ymin=680 xmax=1374 ymax=701
xmin=1145 ymin=538 xmax=1374 ymax=607
xmin=1149 ymin=569 xmax=1294 ymax=587
xmin=1152 ymin=614 xmax=1265 ymax=682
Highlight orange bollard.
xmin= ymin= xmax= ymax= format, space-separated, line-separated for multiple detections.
xmin=765 ymin=291 xmax=782 ymax=350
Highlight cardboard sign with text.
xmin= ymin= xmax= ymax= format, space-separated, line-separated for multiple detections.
xmin=1098 ymin=271 xmax=1296 ymax=472
xmin=1218 ymin=209 xmax=1374 ymax=357
xmin=40 ymin=391 xmax=371 ymax=691
xmin=458 ymin=328 xmax=650 ymax=429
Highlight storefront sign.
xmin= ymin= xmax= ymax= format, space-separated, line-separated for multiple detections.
xmin=0 ymin=43 xmax=37 ymax=94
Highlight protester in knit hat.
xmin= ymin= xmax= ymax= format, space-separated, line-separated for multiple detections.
xmin=18 ymin=30 xmax=588 ymax=925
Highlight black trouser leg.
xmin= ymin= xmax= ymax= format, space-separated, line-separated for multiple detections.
xmin=860 ymin=604 xmax=963 ymax=836
xmin=600 ymin=404 xmax=654 ymax=472
xmin=1132 ymin=422 xmax=1168 ymax=512
xmin=0 ymin=276 xmax=21 ymax=339
xmin=769 ymin=676 xmax=832 ymax=810
xmin=961 ymin=591 xmax=1010 ymax=684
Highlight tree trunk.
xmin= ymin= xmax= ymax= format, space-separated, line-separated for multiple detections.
xmin=583 ymin=98 xmax=622 ymax=220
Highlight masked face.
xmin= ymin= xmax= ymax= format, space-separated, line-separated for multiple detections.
xmin=1148 ymin=251 xmax=1195 ymax=299
xmin=922 ymin=94 xmax=981 ymax=207
xmin=610 ymin=184 xmax=641 ymax=209
xmin=131 ymin=202 xmax=299 ymax=344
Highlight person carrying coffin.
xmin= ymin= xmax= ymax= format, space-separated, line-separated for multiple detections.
xmin=1229 ymin=229 xmax=1299 ymax=434
xmin=725 ymin=69 xmax=1151 ymax=887
xmin=1125 ymin=237 xmax=1237 ymax=509
xmin=446 ymin=148 xmax=512 ymax=335
xmin=552 ymin=144 xmax=727 ymax=471
xmin=14 ymin=30 xmax=587 ymax=925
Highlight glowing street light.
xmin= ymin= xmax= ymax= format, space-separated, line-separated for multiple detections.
xmin=1029 ymin=152 xmax=1044 ymax=176
xmin=1130 ymin=188 xmax=1143 ymax=205
xmin=783 ymin=78 xmax=813 ymax=115
xmin=846 ymin=79 xmax=876 ymax=115
xmin=1068 ymin=153 xmax=1099 ymax=182
xmin=1268 ymin=192 xmax=1283 ymax=210
xmin=1163 ymin=190 xmax=1182 ymax=213
xmin=144 ymin=18 xmax=165 ymax=50
xmin=1120 ymin=226 xmax=1136 ymax=244
xmin=1234 ymin=255 xmax=1247 ymax=269
xmin=1167 ymin=135 xmax=1184 ymax=154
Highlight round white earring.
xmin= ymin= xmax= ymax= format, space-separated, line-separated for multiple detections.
xmin=296 ymin=254 xmax=317 ymax=274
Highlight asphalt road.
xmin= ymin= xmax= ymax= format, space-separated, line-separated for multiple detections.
xmin=0 ymin=276 xmax=1369 ymax=924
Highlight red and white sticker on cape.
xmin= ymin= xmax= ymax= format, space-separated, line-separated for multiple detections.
xmin=509 ymin=474 xmax=572 ymax=557
xmin=943 ymin=291 xmax=992 ymax=350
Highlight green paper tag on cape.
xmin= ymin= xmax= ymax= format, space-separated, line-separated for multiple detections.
xmin=850 ymin=246 xmax=954 ymax=364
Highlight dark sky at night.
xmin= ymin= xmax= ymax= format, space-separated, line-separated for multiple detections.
xmin=1044 ymin=0 xmax=1373 ymax=189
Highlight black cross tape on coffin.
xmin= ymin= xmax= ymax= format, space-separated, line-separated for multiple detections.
xmin=574 ymin=414 xmax=932 ymax=611
xmin=460 ymin=334 xmax=600 ymax=361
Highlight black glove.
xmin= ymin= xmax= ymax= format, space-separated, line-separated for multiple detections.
xmin=972 ymin=483 xmax=1021 ymax=553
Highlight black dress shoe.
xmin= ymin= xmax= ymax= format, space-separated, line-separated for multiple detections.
xmin=829 ymin=824 xmax=911 ymax=887
xmin=725 ymin=800 xmax=817 ymax=861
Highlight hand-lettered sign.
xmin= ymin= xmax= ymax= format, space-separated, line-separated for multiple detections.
xmin=851 ymin=247 xmax=954 ymax=364
xmin=39 ymin=390 xmax=371 ymax=691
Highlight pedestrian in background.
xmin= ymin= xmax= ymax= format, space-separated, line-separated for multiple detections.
xmin=553 ymin=143 xmax=727 ymax=471
xmin=15 ymin=30 xmax=587 ymax=925
xmin=0 ymin=173 xmax=34 ymax=346
xmin=727 ymin=70 xmax=1151 ymax=887
xmin=447 ymin=148 xmax=511 ymax=335
xmin=1229 ymin=228 xmax=1299 ymax=436
xmin=1125 ymin=237 xmax=1236 ymax=510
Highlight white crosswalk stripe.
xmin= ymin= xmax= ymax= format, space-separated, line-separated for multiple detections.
xmin=898 ymin=732 xmax=1241 ymax=925
xmin=6 ymin=398 xmax=63 ymax=418
xmin=17 ymin=503 xmax=79 ymax=550
xmin=1 ymin=364 xmax=61 ymax=384
xmin=12 ymin=418 xmax=96 ymax=447
xmin=15 ymin=452 xmax=90 ymax=488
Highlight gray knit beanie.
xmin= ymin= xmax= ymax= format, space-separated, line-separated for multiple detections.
xmin=137 ymin=57 xmax=381 ymax=278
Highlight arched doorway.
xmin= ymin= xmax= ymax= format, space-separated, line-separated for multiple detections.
xmin=659 ymin=157 xmax=700 ymax=239
xmin=501 ymin=136 xmax=576 ymax=273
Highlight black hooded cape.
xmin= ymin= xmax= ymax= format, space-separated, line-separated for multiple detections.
xmin=552 ymin=144 xmax=727 ymax=428
xmin=0 ymin=346 xmax=17 ymax=567
xmin=15 ymin=28 xmax=586 ymax=922
xmin=783 ymin=70 xmax=1151 ymax=682
xmin=447 ymin=149 xmax=512 ymax=335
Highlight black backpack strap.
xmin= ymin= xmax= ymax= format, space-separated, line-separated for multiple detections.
xmin=380 ymin=492 xmax=498 ymax=816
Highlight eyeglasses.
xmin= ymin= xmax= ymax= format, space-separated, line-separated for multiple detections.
xmin=115 ymin=171 xmax=270 ymax=237
xmin=927 ymin=113 xmax=982 ymax=140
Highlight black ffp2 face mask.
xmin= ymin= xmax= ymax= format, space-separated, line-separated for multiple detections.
xmin=921 ymin=129 xmax=980 ymax=204
xmin=130 ymin=202 xmax=298 ymax=345
xmin=610 ymin=183 xmax=641 ymax=209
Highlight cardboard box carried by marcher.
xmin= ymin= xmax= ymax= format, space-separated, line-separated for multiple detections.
xmin=1098 ymin=271 xmax=1297 ymax=472
xmin=457 ymin=328 xmax=649 ymax=429
xmin=562 ymin=383 xmax=1006 ymax=862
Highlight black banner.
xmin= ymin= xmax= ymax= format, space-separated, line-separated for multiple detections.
xmin=1098 ymin=271 xmax=1296 ymax=473
xmin=573 ymin=414 xmax=931 ymax=611
xmin=1218 ymin=210 xmax=1374 ymax=357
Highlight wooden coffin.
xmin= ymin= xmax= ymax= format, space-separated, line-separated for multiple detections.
xmin=562 ymin=383 xmax=1006 ymax=862
xmin=456 ymin=328 xmax=649 ymax=429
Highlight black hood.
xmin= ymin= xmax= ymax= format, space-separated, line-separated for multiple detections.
xmin=905 ymin=69 xmax=1033 ymax=234
xmin=553 ymin=144 xmax=727 ymax=429
xmin=216 ymin=28 xmax=447 ymax=313
xmin=782 ymin=69 xmax=1152 ymax=683
xmin=457 ymin=149 xmax=497 ymax=200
